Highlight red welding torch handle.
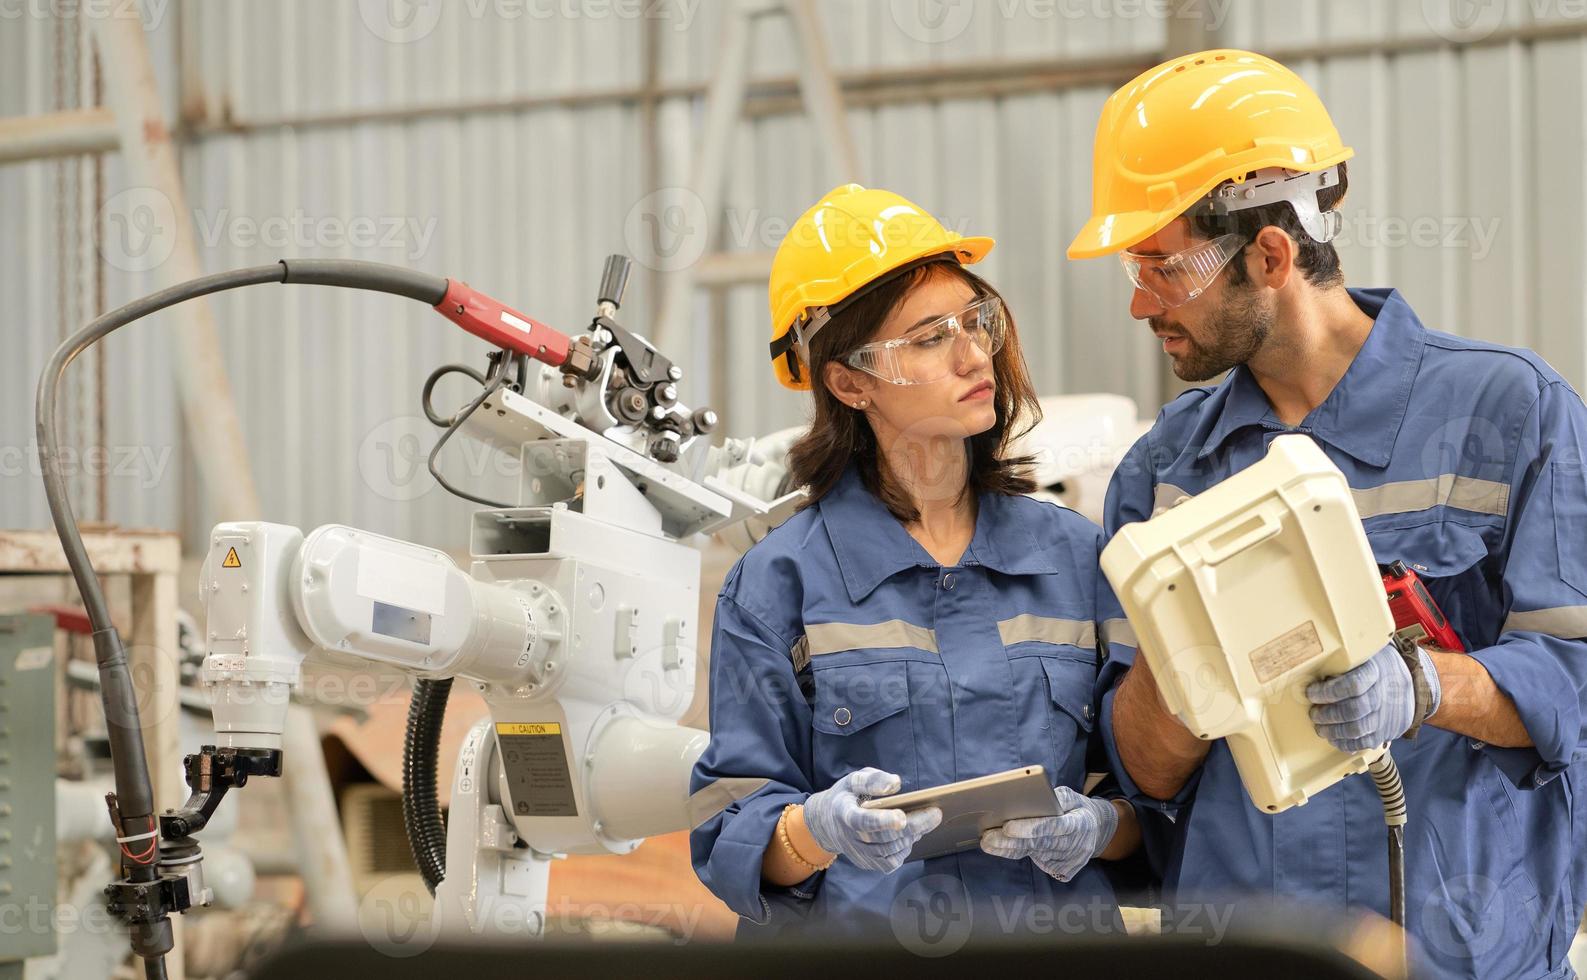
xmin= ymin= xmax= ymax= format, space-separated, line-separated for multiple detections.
xmin=435 ymin=279 xmax=571 ymax=366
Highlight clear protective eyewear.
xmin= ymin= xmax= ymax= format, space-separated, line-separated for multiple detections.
xmin=1119 ymin=233 xmax=1249 ymax=309
xmin=842 ymin=295 xmax=1007 ymax=386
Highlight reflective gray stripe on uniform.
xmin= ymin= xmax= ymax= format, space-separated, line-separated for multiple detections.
xmin=802 ymin=619 xmax=939 ymax=658
xmin=1153 ymin=475 xmax=1509 ymax=521
xmin=998 ymin=614 xmax=1094 ymax=648
xmin=1101 ymin=617 xmax=1138 ymax=649
xmin=1503 ymin=606 xmax=1587 ymax=640
xmin=1152 ymin=483 xmax=1193 ymax=517
xmin=686 ymin=776 xmax=771 ymax=829
xmin=1352 ymin=474 xmax=1510 ymax=519
xmin=791 ymin=635 xmax=811 ymax=672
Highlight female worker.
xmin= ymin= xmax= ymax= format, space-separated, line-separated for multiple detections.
xmin=688 ymin=184 xmax=1140 ymax=940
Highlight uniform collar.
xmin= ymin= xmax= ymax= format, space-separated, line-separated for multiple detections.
xmin=1197 ymin=287 xmax=1425 ymax=468
xmin=819 ymin=463 xmax=1060 ymax=603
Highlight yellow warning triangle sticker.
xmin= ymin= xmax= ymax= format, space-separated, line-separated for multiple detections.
xmin=221 ymin=547 xmax=241 ymax=569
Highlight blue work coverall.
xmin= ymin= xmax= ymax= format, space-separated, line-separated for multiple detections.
xmin=689 ymin=463 xmax=1129 ymax=942
xmin=1101 ymin=288 xmax=1587 ymax=978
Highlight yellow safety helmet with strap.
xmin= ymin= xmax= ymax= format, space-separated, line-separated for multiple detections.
xmin=1067 ymin=49 xmax=1353 ymax=259
xmin=768 ymin=183 xmax=993 ymax=391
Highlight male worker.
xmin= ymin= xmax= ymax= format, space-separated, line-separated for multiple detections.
xmin=1069 ymin=49 xmax=1587 ymax=978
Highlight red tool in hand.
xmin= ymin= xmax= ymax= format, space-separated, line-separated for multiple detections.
xmin=1381 ymin=560 xmax=1465 ymax=652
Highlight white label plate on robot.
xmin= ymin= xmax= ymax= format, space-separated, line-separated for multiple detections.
xmin=1250 ymin=620 xmax=1324 ymax=683
xmin=355 ymin=549 xmax=447 ymax=616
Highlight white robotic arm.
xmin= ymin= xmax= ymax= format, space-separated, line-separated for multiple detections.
xmin=37 ymin=252 xmax=804 ymax=967
xmin=199 ymin=513 xmax=712 ymax=932
xmin=199 ymin=522 xmax=560 ymax=748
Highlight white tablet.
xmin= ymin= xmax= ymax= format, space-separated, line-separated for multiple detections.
xmin=858 ymin=765 xmax=1058 ymax=862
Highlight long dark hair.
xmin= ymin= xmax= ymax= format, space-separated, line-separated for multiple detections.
xmin=785 ymin=259 xmax=1042 ymax=523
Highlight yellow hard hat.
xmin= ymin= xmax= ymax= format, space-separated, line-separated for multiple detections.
xmin=768 ymin=183 xmax=993 ymax=391
xmin=1067 ymin=49 xmax=1353 ymax=259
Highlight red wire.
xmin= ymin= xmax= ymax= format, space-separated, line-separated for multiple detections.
xmin=118 ymin=815 xmax=158 ymax=865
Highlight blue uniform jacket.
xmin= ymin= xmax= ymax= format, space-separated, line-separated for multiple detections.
xmin=689 ymin=463 xmax=1129 ymax=941
xmin=1100 ymin=287 xmax=1587 ymax=978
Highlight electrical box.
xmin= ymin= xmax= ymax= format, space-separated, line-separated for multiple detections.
xmin=0 ymin=614 xmax=58 ymax=967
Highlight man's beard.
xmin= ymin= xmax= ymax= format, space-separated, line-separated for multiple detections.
xmin=1151 ymin=285 xmax=1275 ymax=382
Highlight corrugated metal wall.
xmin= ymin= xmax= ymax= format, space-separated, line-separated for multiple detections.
xmin=3 ymin=0 xmax=1585 ymax=552
xmin=2 ymin=3 xmax=185 ymax=534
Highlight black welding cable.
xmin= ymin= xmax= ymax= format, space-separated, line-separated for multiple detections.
xmin=37 ymin=259 xmax=448 ymax=637
xmin=1367 ymin=750 xmax=1409 ymax=976
xmin=38 ymin=258 xmax=449 ymax=657
xmin=279 ymin=257 xmax=448 ymax=304
xmin=37 ymin=264 xmax=285 ymax=872
xmin=35 ymin=258 xmax=451 ymax=969
xmin=423 ymin=357 xmax=517 ymax=509
xmin=420 ymin=363 xmax=488 ymax=427
xmin=1367 ymin=751 xmax=1408 ymax=920
xmin=403 ymin=677 xmax=453 ymax=894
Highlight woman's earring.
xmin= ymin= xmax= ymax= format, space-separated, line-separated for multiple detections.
xmin=855 ymin=399 xmax=867 ymax=409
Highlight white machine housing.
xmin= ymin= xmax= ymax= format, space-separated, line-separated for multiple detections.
xmin=1100 ymin=434 xmax=1397 ymax=813
xmin=1012 ymin=393 xmax=1148 ymax=524
xmin=197 ymin=377 xmax=803 ymax=938
xmin=200 ymin=524 xmax=308 ymax=751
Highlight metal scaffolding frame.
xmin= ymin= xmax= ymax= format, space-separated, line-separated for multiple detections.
xmin=0 ymin=6 xmax=359 ymax=973
xmin=148 ymin=18 xmax=1587 ymax=139
xmin=649 ymin=0 xmax=861 ymax=357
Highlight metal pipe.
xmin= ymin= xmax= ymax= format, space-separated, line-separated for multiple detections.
xmin=640 ymin=8 xmax=663 ymax=328
xmin=280 ymin=704 xmax=358 ymax=931
xmin=650 ymin=0 xmax=756 ymax=354
xmin=782 ymin=0 xmax=861 ymax=180
xmin=88 ymin=12 xmax=264 ymax=523
xmin=695 ymin=249 xmax=774 ymax=288
xmin=0 ymin=107 xmax=117 ymax=164
xmin=173 ymin=18 xmax=1587 ymax=138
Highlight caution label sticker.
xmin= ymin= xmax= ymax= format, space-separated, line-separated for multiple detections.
xmin=497 ymin=722 xmax=560 ymax=736
xmin=221 ymin=547 xmax=241 ymax=568
xmin=495 ymin=721 xmax=578 ymax=817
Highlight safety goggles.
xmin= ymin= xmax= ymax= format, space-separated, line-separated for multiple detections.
xmin=1119 ymin=233 xmax=1249 ymax=309
xmin=841 ymin=295 xmax=1006 ymax=386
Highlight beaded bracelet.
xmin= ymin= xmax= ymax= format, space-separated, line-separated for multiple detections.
xmin=779 ymin=804 xmax=835 ymax=872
